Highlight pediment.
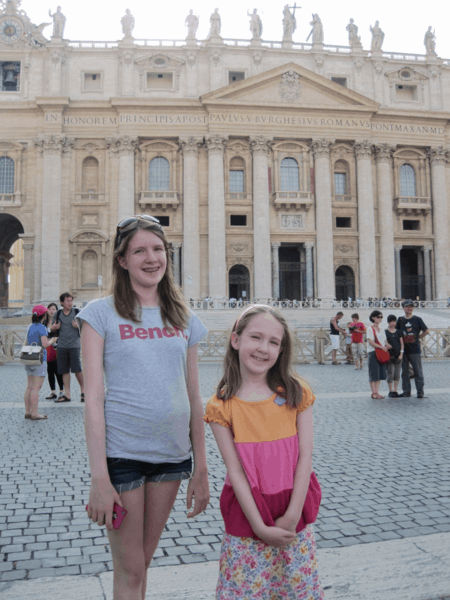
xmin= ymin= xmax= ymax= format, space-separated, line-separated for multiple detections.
xmin=202 ymin=62 xmax=379 ymax=110
xmin=385 ymin=66 xmax=428 ymax=82
xmin=135 ymin=53 xmax=185 ymax=69
xmin=70 ymin=231 xmax=109 ymax=243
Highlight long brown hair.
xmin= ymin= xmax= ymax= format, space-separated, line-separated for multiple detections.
xmin=216 ymin=305 xmax=304 ymax=408
xmin=111 ymin=218 xmax=189 ymax=330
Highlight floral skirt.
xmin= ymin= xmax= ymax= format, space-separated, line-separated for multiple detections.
xmin=216 ymin=524 xmax=324 ymax=600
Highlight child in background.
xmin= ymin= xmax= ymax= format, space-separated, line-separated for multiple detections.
xmin=349 ymin=313 xmax=366 ymax=370
xmin=204 ymin=305 xmax=324 ymax=599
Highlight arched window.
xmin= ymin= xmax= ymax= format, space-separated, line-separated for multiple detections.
xmin=280 ymin=157 xmax=299 ymax=191
xmin=149 ymin=157 xmax=170 ymax=191
xmin=229 ymin=156 xmax=245 ymax=193
xmin=334 ymin=160 xmax=349 ymax=196
xmin=399 ymin=164 xmax=416 ymax=197
xmin=81 ymin=249 xmax=99 ymax=288
xmin=0 ymin=156 xmax=14 ymax=194
xmin=82 ymin=157 xmax=99 ymax=193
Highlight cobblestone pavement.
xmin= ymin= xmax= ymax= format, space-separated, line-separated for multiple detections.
xmin=0 ymin=361 xmax=449 ymax=582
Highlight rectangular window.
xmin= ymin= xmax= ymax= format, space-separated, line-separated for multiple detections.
xmin=229 ymin=170 xmax=244 ymax=193
xmin=147 ymin=72 xmax=173 ymax=89
xmin=403 ymin=220 xmax=420 ymax=231
xmin=331 ymin=77 xmax=347 ymax=87
xmin=334 ymin=173 xmax=347 ymax=195
xmin=336 ymin=217 xmax=351 ymax=228
xmin=396 ymin=84 xmax=418 ymax=101
xmin=0 ymin=61 xmax=20 ymax=92
xmin=154 ymin=215 xmax=170 ymax=227
xmin=83 ymin=73 xmax=102 ymax=91
xmin=229 ymin=71 xmax=245 ymax=84
xmin=230 ymin=215 xmax=247 ymax=226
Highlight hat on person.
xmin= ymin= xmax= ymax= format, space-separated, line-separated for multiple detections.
xmin=32 ymin=304 xmax=48 ymax=316
xmin=402 ymin=299 xmax=414 ymax=307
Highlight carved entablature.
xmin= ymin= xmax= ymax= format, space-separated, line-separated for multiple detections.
xmin=106 ymin=135 xmax=138 ymax=156
xmin=34 ymin=135 xmax=74 ymax=155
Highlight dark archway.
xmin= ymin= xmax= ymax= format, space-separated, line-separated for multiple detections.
xmin=335 ymin=265 xmax=355 ymax=301
xmin=401 ymin=248 xmax=425 ymax=300
xmin=0 ymin=213 xmax=24 ymax=307
xmin=228 ymin=264 xmax=250 ymax=300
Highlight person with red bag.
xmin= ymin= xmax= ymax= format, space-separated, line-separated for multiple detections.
xmin=43 ymin=303 xmax=64 ymax=400
xmin=366 ymin=310 xmax=391 ymax=399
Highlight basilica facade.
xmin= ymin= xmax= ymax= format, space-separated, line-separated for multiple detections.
xmin=0 ymin=1 xmax=449 ymax=306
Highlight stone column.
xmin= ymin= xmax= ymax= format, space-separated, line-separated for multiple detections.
xmin=428 ymin=147 xmax=450 ymax=299
xmin=374 ymin=143 xmax=396 ymax=298
xmin=394 ymin=245 xmax=402 ymax=299
xmin=106 ymin=136 xmax=138 ymax=222
xmin=271 ymin=242 xmax=280 ymax=300
xmin=34 ymin=135 xmax=74 ymax=301
xmin=205 ymin=135 xmax=228 ymax=299
xmin=354 ymin=141 xmax=378 ymax=298
xmin=172 ymin=242 xmax=181 ymax=287
xmin=305 ymin=242 xmax=314 ymax=299
xmin=250 ymin=136 xmax=274 ymax=301
xmin=423 ymin=245 xmax=432 ymax=301
xmin=179 ymin=137 xmax=203 ymax=299
xmin=18 ymin=235 xmax=34 ymax=306
xmin=310 ymin=139 xmax=335 ymax=300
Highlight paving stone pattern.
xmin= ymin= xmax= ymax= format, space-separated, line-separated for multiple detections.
xmin=0 ymin=361 xmax=449 ymax=581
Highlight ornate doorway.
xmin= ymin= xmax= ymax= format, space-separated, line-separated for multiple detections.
xmin=0 ymin=213 xmax=24 ymax=307
xmin=401 ymin=248 xmax=425 ymax=300
xmin=228 ymin=264 xmax=250 ymax=299
xmin=335 ymin=266 xmax=355 ymax=301
xmin=279 ymin=245 xmax=307 ymax=300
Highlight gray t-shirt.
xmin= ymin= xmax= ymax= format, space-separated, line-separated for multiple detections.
xmin=52 ymin=308 xmax=81 ymax=349
xmin=78 ymin=296 xmax=208 ymax=464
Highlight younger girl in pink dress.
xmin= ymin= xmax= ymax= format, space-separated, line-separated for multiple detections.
xmin=204 ymin=305 xmax=324 ymax=599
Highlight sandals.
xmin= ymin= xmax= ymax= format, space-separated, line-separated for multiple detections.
xmin=46 ymin=393 xmax=58 ymax=400
xmin=332 ymin=361 xmax=341 ymax=365
xmin=54 ymin=395 xmax=71 ymax=403
xmin=25 ymin=413 xmax=31 ymax=419
xmin=371 ymin=393 xmax=385 ymax=399
xmin=30 ymin=414 xmax=48 ymax=420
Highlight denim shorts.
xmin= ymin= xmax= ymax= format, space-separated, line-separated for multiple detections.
xmin=106 ymin=456 xmax=192 ymax=494
xmin=25 ymin=362 xmax=47 ymax=377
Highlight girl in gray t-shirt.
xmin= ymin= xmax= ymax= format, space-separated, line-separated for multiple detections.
xmin=80 ymin=215 xmax=210 ymax=597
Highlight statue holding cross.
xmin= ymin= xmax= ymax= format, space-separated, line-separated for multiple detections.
xmin=282 ymin=3 xmax=299 ymax=42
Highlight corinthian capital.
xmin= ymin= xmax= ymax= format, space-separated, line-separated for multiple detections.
xmin=179 ymin=136 xmax=203 ymax=157
xmin=427 ymin=146 xmax=448 ymax=165
xmin=249 ymin=136 xmax=274 ymax=156
xmin=353 ymin=140 xmax=373 ymax=159
xmin=106 ymin=135 xmax=138 ymax=155
xmin=205 ymin=134 xmax=228 ymax=155
xmin=310 ymin=138 xmax=335 ymax=158
xmin=373 ymin=143 xmax=395 ymax=163
xmin=34 ymin=135 xmax=74 ymax=155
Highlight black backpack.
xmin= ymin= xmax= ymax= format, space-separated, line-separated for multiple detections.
xmin=54 ymin=307 xmax=80 ymax=337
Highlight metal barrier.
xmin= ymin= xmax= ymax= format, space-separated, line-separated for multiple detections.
xmin=2 ymin=327 xmax=450 ymax=364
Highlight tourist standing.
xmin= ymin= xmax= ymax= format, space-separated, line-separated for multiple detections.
xmin=385 ymin=315 xmax=404 ymax=398
xmin=349 ymin=313 xmax=366 ymax=370
xmin=80 ymin=215 xmax=210 ymax=599
xmin=204 ymin=305 xmax=323 ymax=599
xmin=51 ymin=293 xmax=84 ymax=402
xmin=366 ymin=310 xmax=390 ymax=399
xmin=330 ymin=311 xmax=345 ymax=364
xmin=43 ymin=302 xmax=64 ymax=400
xmin=396 ymin=300 xmax=429 ymax=398
xmin=23 ymin=305 xmax=57 ymax=420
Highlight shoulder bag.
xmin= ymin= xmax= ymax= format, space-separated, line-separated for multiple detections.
xmin=20 ymin=325 xmax=44 ymax=366
xmin=372 ymin=327 xmax=390 ymax=364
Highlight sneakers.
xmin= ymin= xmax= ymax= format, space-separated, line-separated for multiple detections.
xmin=388 ymin=391 xmax=399 ymax=398
xmin=417 ymin=392 xmax=424 ymax=399
xmin=400 ymin=392 xmax=411 ymax=397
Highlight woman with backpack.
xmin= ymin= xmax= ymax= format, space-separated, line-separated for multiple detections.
xmin=23 ymin=305 xmax=57 ymax=420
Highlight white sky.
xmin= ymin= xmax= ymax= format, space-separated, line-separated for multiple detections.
xmin=23 ymin=0 xmax=450 ymax=59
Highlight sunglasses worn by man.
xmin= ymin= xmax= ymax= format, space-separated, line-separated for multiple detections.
xmin=115 ymin=215 xmax=163 ymax=250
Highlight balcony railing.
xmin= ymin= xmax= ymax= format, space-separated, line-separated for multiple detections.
xmin=139 ymin=191 xmax=179 ymax=209
xmin=72 ymin=193 xmax=106 ymax=204
xmin=226 ymin=192 xmax=252 ymax=201
xmin=0 ymin=193 xmax=21 ymax=207
xmin=394 ymin=196 xmax=431 ymax=215
xmin=333 ymin=194 xmax=356 ymax=203
xmin=273 ymin=191 xmax=313 ymax=210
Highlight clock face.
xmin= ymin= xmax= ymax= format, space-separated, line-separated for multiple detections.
xmin=0 ymin=18 xmax=23 ymax=43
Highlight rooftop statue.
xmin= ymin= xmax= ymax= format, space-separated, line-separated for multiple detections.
xmin=208 ymin=8 xmax=221 ymax=39
xmin=346 ymin=18 xmax=362 ymax=49
xmin=370 ymin=21 xmax=384 ymax=52
xmin=48 ymin=5 xmax=65 ymax=38
xmin=121 ymin=9 xmax=135 ymax=39
xmin=424 ymin=26 xmax=436 ymax=55
xmin=282 ymin=4 xmax=297 ymax=42
xmin=185 ymin=9 xmax=199 ymax=40
xmin=29 ymin=21 xmax=51 ymax=46
xmin=308 ymin=13 xmax=323 ymax=44
xmin=248 ymin=8 xmax=262 ymax=40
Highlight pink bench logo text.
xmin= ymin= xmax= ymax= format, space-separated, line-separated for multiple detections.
xmin=119 ymin=324 xmax=188 ymax=341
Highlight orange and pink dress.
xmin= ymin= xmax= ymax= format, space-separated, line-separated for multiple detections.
xmin=204 ymin=384 xmax=324 ymax=599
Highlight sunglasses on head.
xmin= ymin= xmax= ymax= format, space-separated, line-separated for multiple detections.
xmin=115 ymin=215 xmax=163 ymax=250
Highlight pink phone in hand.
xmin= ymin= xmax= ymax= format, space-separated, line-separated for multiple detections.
xmin=85 ymin=503 xmax=128 ymax=529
